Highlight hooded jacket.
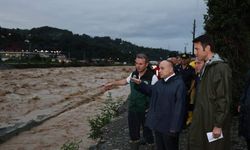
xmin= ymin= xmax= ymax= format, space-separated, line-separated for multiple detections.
xmin=188 ymin=53 xmax=232 ymax=150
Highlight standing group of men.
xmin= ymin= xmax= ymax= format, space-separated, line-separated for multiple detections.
xmin=104 ymin=34 xmax=232 ymax=150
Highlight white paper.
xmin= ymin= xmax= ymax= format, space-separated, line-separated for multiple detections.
xmin=206 ymin=132 xmax=223 ymax=142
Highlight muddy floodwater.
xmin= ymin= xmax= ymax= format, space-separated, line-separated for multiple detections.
xmin=0 ymin=66 xmax=132 ymax=150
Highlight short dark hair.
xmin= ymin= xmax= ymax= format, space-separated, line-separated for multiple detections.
xmin=136 ymin=53 xmax=149 ymax=63
xmin=193 ymin=34 xmax=215 ymax=52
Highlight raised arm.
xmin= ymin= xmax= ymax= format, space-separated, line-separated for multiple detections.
xmin=131 ymin=78 xmax=153 ymax=96
xmin=104 ymin=78 xmax=128 ymax=91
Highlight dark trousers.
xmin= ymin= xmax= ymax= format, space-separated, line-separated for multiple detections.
xmin=246 ymin=139 xmax=250 ymax=150
xmin=183 ymin=94 xmax=190 ymax=127
xmin=155 ymin=131 xmax=179 ymax=150
xmin=128 ymin=111 xmax=154 ymax=144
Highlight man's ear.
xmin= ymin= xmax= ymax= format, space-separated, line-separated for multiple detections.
xmin=204 ymin=45 xmax=211 ymax=52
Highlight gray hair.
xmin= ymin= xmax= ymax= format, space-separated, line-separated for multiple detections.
xmin=136 ymin=53 xmax=149 ymax=63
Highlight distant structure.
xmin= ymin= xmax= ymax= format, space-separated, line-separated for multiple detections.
xmin=0 ymin=50 xmax=69 ymax=63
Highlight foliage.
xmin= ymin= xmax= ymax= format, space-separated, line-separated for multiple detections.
xmin=88 ymin=92 xmax=122 ymax=139
xmin=203 ymin=0 xmax=250 ymax=112
xmin=60 ymin=139 xmax=82 ymax=150
xmin=0 ymin=26 xmax=177 ymax=62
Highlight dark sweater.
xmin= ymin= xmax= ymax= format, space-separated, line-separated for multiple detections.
xmin=127 ymin=69 xmax=155 ymax=112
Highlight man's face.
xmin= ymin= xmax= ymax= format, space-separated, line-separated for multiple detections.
xmin=176 ymin=56 xmax=181 ymax=64
xmin=195 ymin=58 xmax=205 ymax=73
xmin=159 ymin=61 xmax=173 ymax=79
xmin=194 ymin=42 xmax=208 ymax=61
xmin=135 ymin=58 xmax=148 ymax=73
xmin=181 ymin=58 xmax=190 ymax=65
xmin=169 ymin=57 xmax=177 ymax=65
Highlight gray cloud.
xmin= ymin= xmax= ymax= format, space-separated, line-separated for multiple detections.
xmin=0 ymin=0 xmax=207 ymax=52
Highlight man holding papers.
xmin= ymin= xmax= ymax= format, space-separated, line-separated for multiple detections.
xmin=188 ymin=34 xmax=232 ymax=150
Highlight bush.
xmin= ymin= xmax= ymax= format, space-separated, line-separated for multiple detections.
xmin=60 ymin=139 xmax=82 ymax=150
xmin=88 ymin=92 xmax=122 ymax=139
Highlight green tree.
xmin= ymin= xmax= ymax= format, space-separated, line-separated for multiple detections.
xmin=0 ymin=26 xmax=177 ymax=63
xmin=204 ymin=0 xmax=250 ymax=112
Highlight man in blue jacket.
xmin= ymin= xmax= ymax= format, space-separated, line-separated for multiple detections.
xmin=132 ymin=60 xmax=186 ymax=150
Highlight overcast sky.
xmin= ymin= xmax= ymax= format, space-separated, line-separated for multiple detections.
xmin=0 ymin=0 xmax=207 ymax=53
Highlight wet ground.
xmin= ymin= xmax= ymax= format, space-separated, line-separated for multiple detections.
xmin=94 ymin=104 xmax=248 ymax=150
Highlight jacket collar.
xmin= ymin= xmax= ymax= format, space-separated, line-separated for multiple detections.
xmin=164 ymin=73 xmax=175 ymax=82
xmin=200 ymin=53 xmax=224 ymax=78
xmin=206 ymin=53 xmax=224 ymax=65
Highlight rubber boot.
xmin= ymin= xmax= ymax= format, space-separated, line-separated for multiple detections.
xmin=129 ymin=140 xmax=140 ymax=150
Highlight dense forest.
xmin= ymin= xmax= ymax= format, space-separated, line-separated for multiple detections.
xmin=204 ymin=0 xmax=250 ymax=111
xmin=0 ymin=26 xmax=177 ymax=63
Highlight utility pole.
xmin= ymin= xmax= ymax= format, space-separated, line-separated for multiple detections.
xmin=192 ymin=19 xmax=196 ymax=55
xmin=184 ymin=43 xmax=188 ymax=54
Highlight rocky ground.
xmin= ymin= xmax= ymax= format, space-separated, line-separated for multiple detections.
xmin=94 ymin=103 xmax=248 ymax=150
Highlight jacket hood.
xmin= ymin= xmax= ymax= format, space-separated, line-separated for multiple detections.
xmin=200 ymin=53 xmax=224 ymax=78
xmin=206 ymin=53 xmax=224 ymax=66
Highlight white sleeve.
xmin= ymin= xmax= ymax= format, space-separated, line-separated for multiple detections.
xmin=151 ymin=75 xmax=158 ymax=85
xmin=126 ymin=73 xmax=132 ymax=83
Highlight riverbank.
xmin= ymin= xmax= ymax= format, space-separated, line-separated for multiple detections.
xmin=95 ymin=103 xmax=248 ymax=150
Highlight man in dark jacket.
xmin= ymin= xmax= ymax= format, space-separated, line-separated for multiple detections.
xmin=239 ymin=70 xmax=250 ymax=150
xmin=175 ymin=53 xmax=195 ymax=126
xmin=188 ymin=34 xmax=232 ymax=150
xmin=132 ymin=60 xmax=186 ymax=150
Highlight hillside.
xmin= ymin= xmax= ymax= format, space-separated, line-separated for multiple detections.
xmin=0 ymin=26 xmax=178 ymax=62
